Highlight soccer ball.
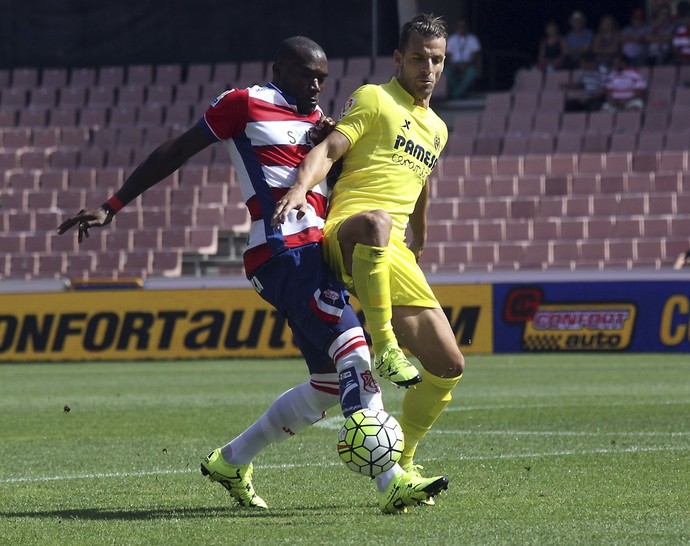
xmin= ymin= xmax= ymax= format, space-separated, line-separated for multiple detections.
xmin=337 ymin=409 xmax=404 ymax=477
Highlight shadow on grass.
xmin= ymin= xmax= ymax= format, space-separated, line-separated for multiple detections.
xmin=2 ymin=504 xmax=345 ymax=521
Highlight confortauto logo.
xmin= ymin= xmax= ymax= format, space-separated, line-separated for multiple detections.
xmin=503 ymin=287 xmax=636 ymax=351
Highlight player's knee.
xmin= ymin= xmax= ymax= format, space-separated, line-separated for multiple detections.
xmin=451 ymin=351 xmax=465 ymax=377
xmin=358 ymin=210 xmax=392 ymax=246
xmin=438 ymin=350 xmax=465 ymax=378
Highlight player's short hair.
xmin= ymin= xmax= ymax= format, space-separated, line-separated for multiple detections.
xmin=275 ymin=36 xmax=325 ymax=64
xmin=399 ymin=13 xmax=448 ymax=52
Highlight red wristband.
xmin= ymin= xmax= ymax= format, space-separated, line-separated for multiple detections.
xmin=105 ymin=195 xmax=125 ymax=213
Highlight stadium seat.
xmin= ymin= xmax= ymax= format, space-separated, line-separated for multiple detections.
xmin=12 ymin=67 xmax=39 ymax=86
xmin=650 ymin=65 xmax=677 ymax=87
xmin=211 ymin=62 xmax=238 ymax=86
xmin=39 ymin=169 xmax=67 ymax=191
xmin=538 ymin=91 xmax=565 ymax=113
xmin=36 ymin=253 xmax=65 ymax=278
xmin=29 ymin=87 xmax=57 ymax=108
xmin=155 ymin=64 xmax=182 ymax=86
xmin=2 ymin=128 xmax=31 ymax=149
xmin=543 ymin=69 xmax=570 ymax=91
xmin=501 ymin=135 xmax=527 ymax=156
xmin=147 ymin=84 xmax=175 ymax=106
xmin=7 ymin=254 xmax=37 ymax=279
xmin=127 ymin=64 xmax=154 ymax=86
xmin=512 ymin=69 xmax=542 ymax=93
xmin=599 ymin=173 xmax=625 ymax=193
xmin=495 ymin=156 xmax=522 ymax=177
xmin=614 ymin=111 xmax=641 ymax=133
xmin=152 ymin=250 xmax=182 ymax=277
xmin=118 ymin=84 xmax=146 ymax=106
xmin=346 ymin=56 xmax=371 ymax=76
xmin=235 ymin=61 xmax=266 ymax=88
xmin=609 ymin=133 xmax=638 ymax=153
xmin=99 ymin=66 xmax=126 ymax=86
xmin=161 ymin=227 xmax=188 ymax=250
xmin=483 ymin=92 xmax=512 ymax=116
xmin=189 ymin=226 xmax=218 ymax=254
xmin=578 ymin=154 xmax=605 ymax=173
xmin=187 ymin=63 xmax=213 ymax=84
xmin=70 ymin=67 xmax=97 ymax=87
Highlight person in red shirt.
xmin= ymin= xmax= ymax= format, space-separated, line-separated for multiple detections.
xmin=601 ymin=53 xmax=648 ymax=112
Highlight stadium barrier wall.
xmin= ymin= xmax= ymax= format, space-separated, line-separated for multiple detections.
xmin=0 ymin=271 xmax=688 ymax=362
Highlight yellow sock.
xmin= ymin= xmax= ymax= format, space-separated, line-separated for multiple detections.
xmin=398 ymin=370 xmax=462 ymax=469
xmin=351 ymin=243 xmax=395 ymax=352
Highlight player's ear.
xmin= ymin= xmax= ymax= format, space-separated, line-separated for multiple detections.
xmin=393 ymin=49 xmax=402 ymax=71
xmin=271 ymin=62 xmax=281 ymax=84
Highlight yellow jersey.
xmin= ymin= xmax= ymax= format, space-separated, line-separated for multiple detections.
xmin=327 ymin=77 xmax=448 ymax=238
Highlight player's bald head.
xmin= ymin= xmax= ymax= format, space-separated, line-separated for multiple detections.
xmin=276 ymin=36 xmax=326 ymax=65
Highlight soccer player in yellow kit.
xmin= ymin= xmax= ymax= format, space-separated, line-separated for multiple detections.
xmin=274 ymin=13 xmax=465 ymax=485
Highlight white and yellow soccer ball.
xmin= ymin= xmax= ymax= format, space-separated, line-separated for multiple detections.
xmin=337 ymin=409 xmax=404 ymax=477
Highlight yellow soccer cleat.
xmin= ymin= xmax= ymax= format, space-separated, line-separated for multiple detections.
xmin=374 ymin=343 xmax=422 ymax=387
xmin=200 ymin=449 xmax=268 ymax=509
xmin=377 ymin=469 xmax=448 ymax=514
xmin=403 ymin=463 xmax=437 ymax=506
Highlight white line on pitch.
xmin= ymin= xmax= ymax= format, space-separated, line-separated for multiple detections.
xmin=443 ymin=400 xmax=689 ymax=412
xmin=314 ymin=416 xmax=690 ymax=437
xmin=1 ymin=445 xmax=688 ymax=485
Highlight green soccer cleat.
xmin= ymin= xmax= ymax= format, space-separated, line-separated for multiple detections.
xmin=374 ymin=344 xmax=422 ymax=387
xmin=200 ymin=449 xmax=268 ymax=509
xmin=377 ymin=469 xmax=448 ymax=514
xmin=403 ymin=463 xmax=437 ymax=506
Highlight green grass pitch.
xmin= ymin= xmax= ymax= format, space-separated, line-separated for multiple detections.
xmin=1 ymin=354 xmax=688 ymax=545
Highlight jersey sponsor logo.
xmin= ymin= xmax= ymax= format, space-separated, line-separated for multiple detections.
xmin=393 ymin=135 xmax=439 ymax=170
xmin=391 ymin=134 xmax=439 ymax=180
xmin=339 ymin=97 xmax=356 ymax=119
xmin=210 ymin=90 xmax=233 ymax=107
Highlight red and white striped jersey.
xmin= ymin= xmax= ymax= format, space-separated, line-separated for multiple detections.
xmin=605 ymin=68 xmax=647 ymax=101
xmin=201 ymin=83 xmax=329 ymax=275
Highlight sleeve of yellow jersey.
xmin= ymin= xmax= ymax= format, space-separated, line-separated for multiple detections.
xmin=334 ymin=84 xmax=380 ymax=146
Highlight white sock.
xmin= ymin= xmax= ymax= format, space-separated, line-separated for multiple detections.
xmin=221 ymin=374 xmax=340 ymax=465
xmin=329 ymin=327 xmax=384 ymax=416
xmin=375 ymin=463 xmax=404 ymax=492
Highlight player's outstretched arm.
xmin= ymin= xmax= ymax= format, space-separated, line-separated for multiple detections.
xmin=272 ymin=129 xmax=350 ymax=226
xmin=57 ymin=123 xmax=215 ymax=243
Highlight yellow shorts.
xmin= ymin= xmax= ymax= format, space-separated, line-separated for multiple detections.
xmin=322 ymin=219 xmax=440 ymax=309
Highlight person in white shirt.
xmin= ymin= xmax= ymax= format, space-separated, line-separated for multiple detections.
xmin=445 ymin=17 xmax=481 ymax=99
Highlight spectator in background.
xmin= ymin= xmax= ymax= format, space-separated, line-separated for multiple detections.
xmin=672 ymin=1 xmax=690 ymax=64
xmin=620 ymin=9 xmax=649 ymax=66
xmin=646 ymin=3 xmax=675 ymax=65
xmin=673 ymin=249 xmax=690 ymax=269
xmin=562 ymin=51 xmax=607 ymax=112
xmin=445 ymin=17 xmax=481 ymax=99
xmin=602 ymin=53 xmax=647 ymax=112
xmin=592 ymin=15 xmax=621 ymax=70
xmin=537 ymin=20 xmax=567 ymax=72
xmin=563 ymin=10 xmax=594 ymax=68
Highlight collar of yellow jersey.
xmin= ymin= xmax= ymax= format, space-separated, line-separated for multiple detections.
xmin=387 ymin=76 xmax=428 ymax=109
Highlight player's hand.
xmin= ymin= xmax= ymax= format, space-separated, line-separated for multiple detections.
xmin=309 ymin=116 xmax=335 ymax=145
xmin=57 ymin=206 xmax=115 ymax=243
xmin=408 ymin=239 xmax=424 ymax=262
xmin=272 ymin=188 xmax=309 ymax=227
